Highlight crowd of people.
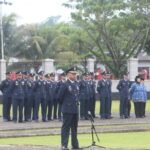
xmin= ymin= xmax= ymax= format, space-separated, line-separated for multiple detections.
xmin=0 ymin=69 xmax=148 ymax=123
xmin=0 ymin=68 xmax=148 ymax=150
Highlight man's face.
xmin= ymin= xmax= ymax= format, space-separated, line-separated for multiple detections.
xmin=68 ymin=72 xmax=77 ymax=81
xmin=17 ymin=74 xmax=22 ymax=79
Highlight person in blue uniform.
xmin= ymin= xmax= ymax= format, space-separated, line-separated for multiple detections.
xmin=33 ymin=71 xmax=47 ymax=122
xmin=58 ymin=67 xmax=80 ymax=150
xmin=50 ymin=73 xmax=58 ymax=120
xmin=26 ymin=73 xmax=35 ymax=121
xmin=57 ymin=72 xmax=66 ymax=121
xmin=97 ymin=71 xmax=112 ymax=119
xmin=87 ymin=72 xmax=96 ymax=118
xmin=9 ymin=71 xmax=25 ymax=123
xmin=79 ymin=72 xmax=90 ymax=120
xmin=45 ymin=73 xmax=53 ymax=121
xmin=117 ymin=73 xmax=130 ymax=119
xmin=0 ymin=72 xmax=12 ymax=121
xmin=22 ymin=71 xmax=30 ymax=121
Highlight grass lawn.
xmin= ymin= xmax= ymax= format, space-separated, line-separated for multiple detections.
xmin=0 ymin=100 xmax=150 ymax=117
xmin=0 ymin=132 xmax=150 ymax=149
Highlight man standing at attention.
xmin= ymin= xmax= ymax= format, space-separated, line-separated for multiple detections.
xmin=57 ymin=67 xmax=79 ymax=150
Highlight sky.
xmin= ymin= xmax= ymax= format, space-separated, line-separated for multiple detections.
xmin=2 ymin=0 xmax=71 ymax=24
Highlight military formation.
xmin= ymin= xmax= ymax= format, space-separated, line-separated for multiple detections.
xmin=0 ymin=70 xmax=96 ymax=123
xmin=0 ymin=69 xmax=148 ymax=124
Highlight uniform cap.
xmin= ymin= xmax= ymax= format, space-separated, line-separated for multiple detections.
xmin=38 ymin=71 xmax=44 ymax=76
xmin=82 ymin=72 xmax=89 ymax=76
xmin=60 ymin=72 xmax=66 ymax=76
xmin=6 ymin=71 xmax=11 ymax=75
xmin=89 ymin=72 xmax=94 ymax=76
xmin=66 ymin=67 xmax=77 ymax=74
xmin=16 ymin=71 xmax=22 ymax=75
xmin=101 ymin=71 xmax=106 ymax=75
xmin=45 ymin=73 xmax=51 ymax=78
xmin=22 ymin=71 xmax=30 ymax=75
xmin=50 ymin=72 xmax=55 ymax=77
xmin=29 ymin=73 xmax=35 ymax=77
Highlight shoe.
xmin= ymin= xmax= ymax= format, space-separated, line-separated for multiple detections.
xmin=72 ymin=147 xmax=80 ymax=149
xmin=107 ymin=116 xmax=113 ymax=119
xmin=120 ymin=116 xmax=125 ymax=119
xmin=62 ymin=146 xmax=69 ymax=150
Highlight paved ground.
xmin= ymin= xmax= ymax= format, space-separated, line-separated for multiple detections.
xmin=0 ymin=113 xmax=150 ymax=150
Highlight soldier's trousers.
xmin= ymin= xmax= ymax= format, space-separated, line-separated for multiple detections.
xmin=34 ymin=97 xmax=46 ymax=121
xmin=120 ymin=96 xmax=129 ymax=117
xmin=46 ymin=100 xmax=53 ymax=120
xmin=53 ymin=99 xmax=58 ymax=119
xmin=100 ymin=96 xmax=111 ymax=118
xmin=2 ymin=95 xmax=11 ymax=120
xmin=61 ymin=113 xmax=79 ymax=148
xmin=12 ymin=98 xmax=24 ymax=122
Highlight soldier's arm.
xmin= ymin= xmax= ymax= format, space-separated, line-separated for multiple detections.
xmin=97 ymin=81 xmax=101 ymax=93
xmin=57 ymin=83 xmax=67 ymax=104
xmin=116 ymin=80 xmax=122 ymax=91
xmin=0 ymin=81 xmax=4 ymax=92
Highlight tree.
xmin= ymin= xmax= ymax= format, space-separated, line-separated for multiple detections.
xmin=64 ymin=0 xmax=150 ymax=77
xmin=0 ymin=13 xmax=18 ymax=59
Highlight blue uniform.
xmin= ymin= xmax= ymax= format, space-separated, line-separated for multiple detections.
xmin=0 ymin=79 xmax=12 ymax=121
xmin=56 ymin=80 xmax=65 ymax=121
xmin=58 ymin=79 xmax=79 ymax=149
xmin=33 ymin=79 xmax=47 ymax=121
xmin=9 ymin=79 xmax=25 ymax=122
xmin=117 ymin=79 xmax=130 ymax=118
xmin=52 ymin=81 xmax=58 ymax=119
xmin=88 ymin=80 xmax=96 ymax=117
xmin=79 ymin=79 xmax=90 ymax=119
xmin=46 ymin=80 xmax=54 ymax=120
xmin=97 ymin=79 xmax=112 ymax=119
xmin=25 ymin=79 xmax=35 ymax=121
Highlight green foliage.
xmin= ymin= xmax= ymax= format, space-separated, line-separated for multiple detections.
xmin=64 ymin=0 xmax=150 ymax=77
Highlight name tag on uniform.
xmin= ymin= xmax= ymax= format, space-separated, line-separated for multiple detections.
xmin=68 ymin=85 xmax=72 ymax=92
xmin=15 ymin=81 xmax=19 ymax=86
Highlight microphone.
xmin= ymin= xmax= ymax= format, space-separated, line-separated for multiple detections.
xmin=88 ymin=111 xmax=94 ymax=122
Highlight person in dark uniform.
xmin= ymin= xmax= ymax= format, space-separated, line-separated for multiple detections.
xmin=9 ymin=71 xmax=25 ymax=123
xmin=50 ymin=73 xmax=58 ymax=120
xmin=22 ymin=71 xmax=30 ymax=122
xmin=26 ymin=73 xmax=35 ymax=121
xmin=117 ymin=73 xmax=130 ymax=119
xmin=79 ymin=72 xmax=90 ymax=120
xmin=97 ymin=71 xmax=112 ymax=119
xmin=0 ymin=72 xmax=12 ymax=121
xmin=45 ymin=73 xmax=53 ymax=121
xmin=33 ymin=71 xmax=47 ymax=122
xmin=87 ymin=72 xmax=96 ymax=118
xmin=57 ymin=67 xmax=80 ymax=150
xmin=56 ymin=72 xmax=66 ymax=121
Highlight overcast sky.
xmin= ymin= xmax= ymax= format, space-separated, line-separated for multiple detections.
xmin=2 ymin=0 xmax=71 ymax=24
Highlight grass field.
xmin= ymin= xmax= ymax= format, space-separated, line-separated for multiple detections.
xmin=0 ymin=101 xmax=150 ymax=149
xmin=0 ymin=100 xmax=150 ymax=117
xmin=0 ymin=132 xmax=150 ymax=149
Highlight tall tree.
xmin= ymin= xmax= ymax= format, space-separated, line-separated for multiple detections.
xmin=64 ymin=0 xmax=150 ymax=77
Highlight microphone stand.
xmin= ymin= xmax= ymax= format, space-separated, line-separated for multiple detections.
xmin=82 ymin=113 xmax=106 ymax=149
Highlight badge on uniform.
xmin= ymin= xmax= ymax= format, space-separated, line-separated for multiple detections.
xmin=38 ymin=82 xmax=41 ymax=85
xmin=15 ymin=81 xmax=19 ymax=86
xmin=102 ymin=82 xmax=105 ymax=86
xmin=22 ymin=81 xmax=25 ymax=85
xmin=107 ymin=81 xmax=109 ymax=85
xmin=68 ymin=85 xmax=72 ymax=92
xmin=76 ymin=85 xmax=79 ymax=91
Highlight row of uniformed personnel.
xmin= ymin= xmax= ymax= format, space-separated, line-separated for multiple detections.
xmin=0 ymin=70 xmax=96 ymax=123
